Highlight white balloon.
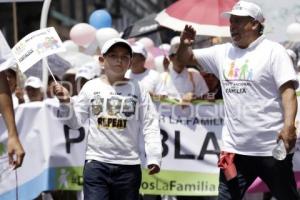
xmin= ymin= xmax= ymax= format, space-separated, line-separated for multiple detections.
xmin=154 ymin=55 xmax=165 ymax=73
xmin=138 ymin=37 xmax=155 ymax=50
xmin=95 ymin=28 xmax=120 ymax=50
xmin=286 ymin=23 xmax=300 ymax=42
xmin=170 ymin=36 xmax=180 ymax=45
xmin=63 ymin=40 xmax=79 ymax=52
xmin=159 ymin=43 xmax=171 ymax=54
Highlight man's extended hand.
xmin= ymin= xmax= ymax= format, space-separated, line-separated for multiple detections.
xmin=180 ymin=25 xmax=196 ymax=46
xmin=278 ymin=126 xmax=297 ymax=153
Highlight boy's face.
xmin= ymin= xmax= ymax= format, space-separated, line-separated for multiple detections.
xmin=131 ymin=53 xmax=145 ymax=69
xmin=102 ymin=45 xmax=131 ymax=78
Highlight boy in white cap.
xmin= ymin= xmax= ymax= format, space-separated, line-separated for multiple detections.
xmin=54 ymin=38 xmax=162 ymax=200
xmin=125 ymin=42 xmax=161 ymax=95
xmin=177 ymin=1 xmax=299 ymax=200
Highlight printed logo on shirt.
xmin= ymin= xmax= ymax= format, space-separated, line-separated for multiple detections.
xmin=91 ymin=94 xmax=138 ymax=129
xmin=222 ymin=60 xmax=253 ymax=94
xmin=91 ymin=95 xmax=104 ymax=115
xmin=222 ymin=60 xmax=253 ymax=81
xmin=97 ymin=117 xmax=127 ymax=129
xmin=107 ymin=96 xmax=123 ymax=116
xmin=122 ymin=97 xmax=136 ymax=117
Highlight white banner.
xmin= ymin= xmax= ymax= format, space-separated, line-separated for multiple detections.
xmin=0 ymin=100 xmax=300 ymax=198
xmin=11 ymin=27 xmax=65 ymax=73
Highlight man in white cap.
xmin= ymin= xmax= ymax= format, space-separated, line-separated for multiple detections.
xmin=177 ymin=1 xmax=299 ymax=200
xmin=54 ymin=38 xmax=162 ymax=200
xmin=125 ymin=42 xmax=161 ymax=95
xmin=24 ymin=76 xmax=43 ymax=102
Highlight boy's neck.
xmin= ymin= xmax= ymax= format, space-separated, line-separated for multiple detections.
xmin=101 ymin=74 xmax=128 ymax=86
xmin=131 ymin=65 xmax=146 ymax=74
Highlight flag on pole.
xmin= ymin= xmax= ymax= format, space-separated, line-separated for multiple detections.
xmin=12 ymin=27 xmax=65 ymax=73
xmin=0 ymin=31 xmax=16 ymax=72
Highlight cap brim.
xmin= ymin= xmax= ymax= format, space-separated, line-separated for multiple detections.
xmin=107 ymin=42 xmax=133 ymax=57
xmin=222 ymin=10 xmax=251 ymax=18
xmin=25 ymin=84 xmax=41 ymax=89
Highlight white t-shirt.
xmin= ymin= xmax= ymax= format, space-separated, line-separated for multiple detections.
xmin=156 ymin=66 xmax=209 ymax=100
xmin=59 ymin=78 xmax=162 ymax=166
xmin=125 ymin=69 xmax=161 ymax=94
xmin=194 ymin=36 xmax=298 ymax=156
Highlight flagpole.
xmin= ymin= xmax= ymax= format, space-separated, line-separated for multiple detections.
xmin=12 ymin=1 xmax=18 ymax=45
xmin=40 ymin=0 xmax=56 ymax=96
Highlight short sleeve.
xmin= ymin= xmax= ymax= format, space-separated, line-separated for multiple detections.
xmin=193 ymin=45 xmax=220 ymax=77
xmin=271 ymin=44 xmax=299 ymax=89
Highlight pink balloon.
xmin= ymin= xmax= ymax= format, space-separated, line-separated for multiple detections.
xmin=159 ymin=43 xmax=171 ymax=55
xmin=149 ymin=47 xmax=165 ymax=57
xmin=144 ymin=52 xmax=155 ymax=69
xmin=70 ymin=23 xmax=96 ymax=46
xmin=138 ymin=37 xmax=155 ymax=50
xmin=126 ymin=38 xmax=136 ymax=45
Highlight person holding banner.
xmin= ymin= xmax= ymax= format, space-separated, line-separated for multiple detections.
xmin=54 ymin=38 xmax=162 ymax=200
xmin=177 ymin=1 xmax=299 ymax=200
xmin=0 ymin=71 xmax=25 ymax=169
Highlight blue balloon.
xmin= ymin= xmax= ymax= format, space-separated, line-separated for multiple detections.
xmin=89 ymin=9 xmax=112 ymax=29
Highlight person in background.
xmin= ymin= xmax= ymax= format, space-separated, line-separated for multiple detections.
xmin=200 ymin=71 xmax=222 ymax=100
xmin=156 ymin=42 xmax=208 ymax=104
xmin=4 ymin=66 xmax=27 ymax=107
xmin=125 ymin=42 xmax=161 ymax=96
xmin=177 ymin=1 xmax=299 ymax=200
xmin=75 ymin=62 xmax=100 ymax=94
xmin=54 ymin=38 xmax=162 ymax=200
xmin=24 ymin=76 xmax=44 ymax=102
xmin=62 ymin=68 xmax=77 ymax=97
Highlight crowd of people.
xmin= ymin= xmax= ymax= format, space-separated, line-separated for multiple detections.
xmin=1 ymin=1 xmax=300 ymax=200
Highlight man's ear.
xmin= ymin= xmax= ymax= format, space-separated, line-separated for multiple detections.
xmin=99 ymin=55 xmax=105 ymax=63
xmin=252 ymin=21 xmax=260 ymax=31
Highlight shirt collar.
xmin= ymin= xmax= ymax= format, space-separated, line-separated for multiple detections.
xmin=233 ymin=35 xmax=265 ymax=50
xmin=169 ymin=64 xmax=188 ymax=78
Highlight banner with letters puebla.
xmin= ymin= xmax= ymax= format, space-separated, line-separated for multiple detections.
xmin=11 ymin=27 xmax=65 ymax=73
xmin=0 ymin=100 xmax=300 ymax=199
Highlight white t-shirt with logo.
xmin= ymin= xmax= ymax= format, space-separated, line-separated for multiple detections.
xmin=194 ymin=36 xmax=298 ymax=156
xmin=125 ymin=69 xmax=161 ymax=94
xmin=156 ymin=66 xmax=209 ymax=100
xmin=59 ymin=78 xmax=162 ymax=166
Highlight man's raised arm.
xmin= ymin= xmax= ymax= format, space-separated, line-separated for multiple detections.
xmin=177 ymin=25 xmax=200 ymax=67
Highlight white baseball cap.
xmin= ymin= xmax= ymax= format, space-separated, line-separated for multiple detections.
xmin=25 ymin=76 xmax=42 ymax=89
xmin=131 ymin=42 xmax=147 ymax=58
xmin=223 ymin=1 xmax=264 ymax=23
xmin=101 ymin=38 xmax=132 ymax=56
